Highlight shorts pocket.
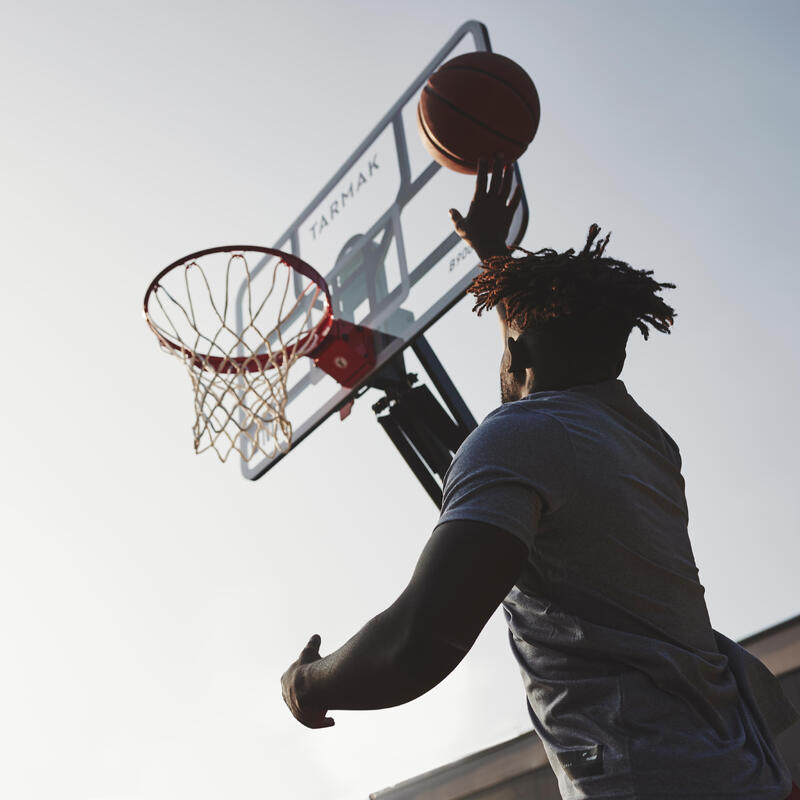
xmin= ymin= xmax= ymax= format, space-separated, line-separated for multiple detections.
xmin=556 ymin=744 xmax=605 ymax=780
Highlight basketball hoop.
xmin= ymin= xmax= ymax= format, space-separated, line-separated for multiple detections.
xmin=143 ymin=246 xmax=375 ymax=463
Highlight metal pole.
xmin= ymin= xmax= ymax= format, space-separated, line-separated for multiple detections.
xmin=375 ymin=412 xmax=444 ymax=507
xmin=412 ymin=335 xmax=478 ymax=438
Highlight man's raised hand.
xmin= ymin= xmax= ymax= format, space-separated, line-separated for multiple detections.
xmin=449 ymin=154 xmax=522 ymax=262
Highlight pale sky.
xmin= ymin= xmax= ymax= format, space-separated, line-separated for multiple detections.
xmin=2 ymin=2 xmax=799 ymax=799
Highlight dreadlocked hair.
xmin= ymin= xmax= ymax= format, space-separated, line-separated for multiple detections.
xmin=468 ymin=224 xmax=676 ymax=340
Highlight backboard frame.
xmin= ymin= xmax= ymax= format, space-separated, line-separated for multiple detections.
xmin=237 ymin=20 xmax=529 ymax=480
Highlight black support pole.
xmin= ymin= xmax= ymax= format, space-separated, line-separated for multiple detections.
xmin=370 ymin=335 xmax=477 ymax=507
xmin=375 ymin=411 xmax=444 ymax=507
xmin=411 ymin=336 xmax=478 ymax=437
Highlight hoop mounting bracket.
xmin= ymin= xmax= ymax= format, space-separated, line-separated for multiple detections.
xmin=313 ymin=320 xmax=378 ymax=388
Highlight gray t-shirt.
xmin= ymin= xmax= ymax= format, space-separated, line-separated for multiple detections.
xmin=438 ymin=379 xmax=797 ymax=800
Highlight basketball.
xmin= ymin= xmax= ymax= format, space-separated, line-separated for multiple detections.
xmin=417 ymin=51 xmax=540 ymax=174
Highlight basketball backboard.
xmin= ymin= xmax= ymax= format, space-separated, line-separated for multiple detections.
xmin=237 ymin=20 xmax=529 ymax=480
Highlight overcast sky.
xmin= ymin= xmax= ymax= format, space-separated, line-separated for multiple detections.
xmin=2 ymin=1 xmax=798 ymax=799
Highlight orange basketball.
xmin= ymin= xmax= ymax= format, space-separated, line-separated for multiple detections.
xmin=417 ymin=51 xmax=540 ymax=174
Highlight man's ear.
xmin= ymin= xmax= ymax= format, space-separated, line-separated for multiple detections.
xmin=506 ymin=336 xmax=532 ymax=373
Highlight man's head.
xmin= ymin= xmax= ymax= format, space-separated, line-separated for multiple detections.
xmin=467 ymin=225 xmax=676 ymax=403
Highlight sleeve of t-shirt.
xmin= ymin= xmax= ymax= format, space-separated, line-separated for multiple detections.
xmin=436 ymin=406 xmax=575 ymax=552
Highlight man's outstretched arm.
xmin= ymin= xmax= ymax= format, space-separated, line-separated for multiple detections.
xmin=281 ymin=520 xmax=528 ymax=728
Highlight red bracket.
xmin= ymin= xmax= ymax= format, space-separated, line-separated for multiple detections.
xmin=313 ymin=320 xmax=377 ymax=389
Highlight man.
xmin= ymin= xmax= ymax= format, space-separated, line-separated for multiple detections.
xmin=282 ymin=156 xmax=798 ymax=799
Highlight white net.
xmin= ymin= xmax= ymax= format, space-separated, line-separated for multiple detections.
xmin=145 ymin=249 xmax=330 ymax=462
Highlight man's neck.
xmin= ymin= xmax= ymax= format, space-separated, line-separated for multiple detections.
xmin=529 ymin=372 xmax=616 ymax=394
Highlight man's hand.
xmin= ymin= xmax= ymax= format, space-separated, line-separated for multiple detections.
xmin=281 ymin=634 xmax=335 ymax=729
xmin=450 ymin=154 xmax=522 ymax=262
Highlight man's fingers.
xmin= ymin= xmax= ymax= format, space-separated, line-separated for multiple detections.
xmin=488 ymin=153 xmax=504 ymax=195
xmin=299 ymin=634 xmax=321 ymax=662
xmin=290 ymin=701 xmax=336 ymax=729
xmin=499 ymin=162 xmax=514 ymax=200
xmin=449 ymin=208 xmax=464 ymax=228
xmin=299 ymin=713 xmax=335 ymax=730
xmin=507 ymin=183 xmax=523 ymax=212
xmin=473 ymin=158 xmax=488 ymax=200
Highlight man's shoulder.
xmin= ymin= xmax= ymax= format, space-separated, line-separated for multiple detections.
xmin=475 ymin=399 xmax=572 ymax=440
xmin=470 ymin=381 xmax=683 ymax=470
xmin=442 ymin=400 xmax=577 ymax=532
xmin=476 ymin=386 xmax=611 ymax=435
xmin=456 ymin=401 xmax=575 ymax=473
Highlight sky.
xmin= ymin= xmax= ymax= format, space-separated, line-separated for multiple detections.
xmin=1 ymin=1 xmax=799 ymax=799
